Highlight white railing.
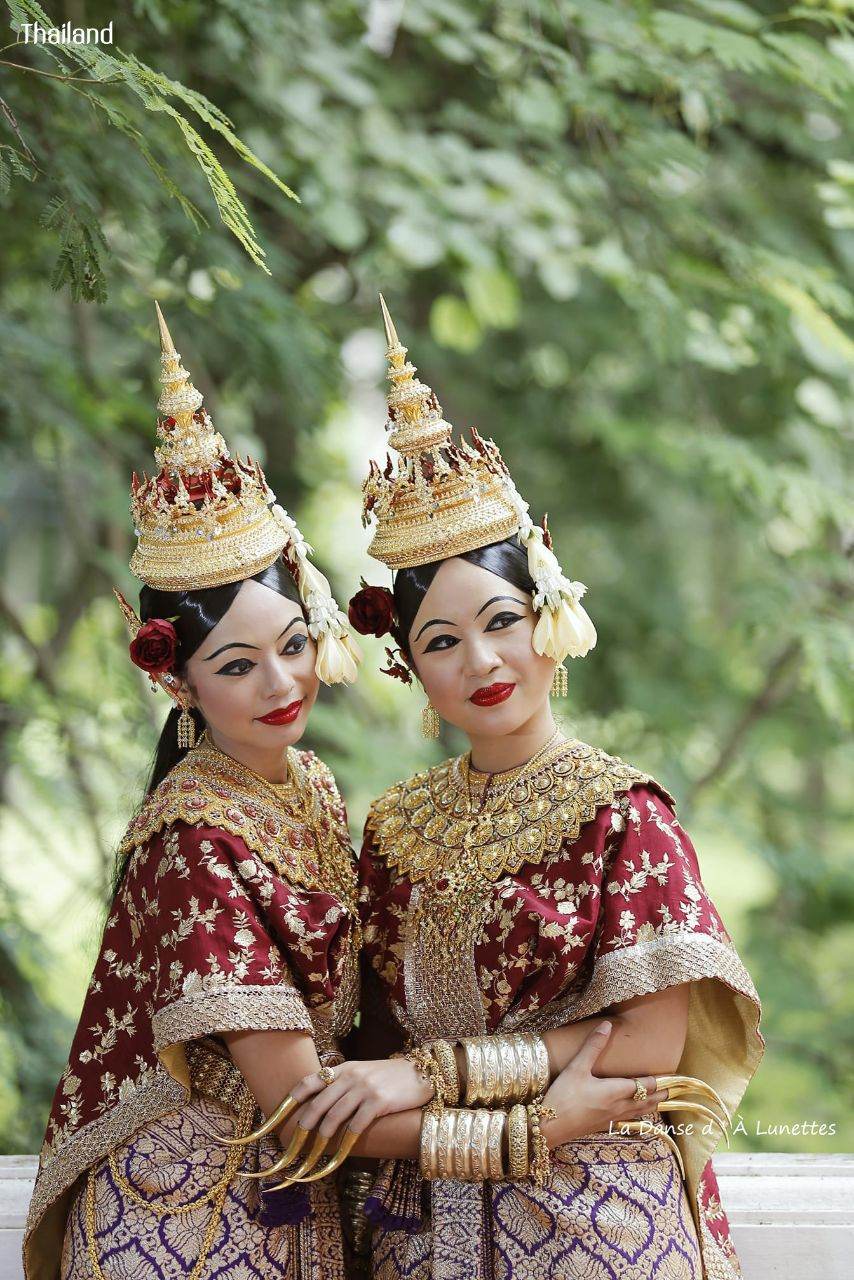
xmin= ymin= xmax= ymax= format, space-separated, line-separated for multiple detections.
xmin=1 ymin=1152 xmax=852 ymax=1278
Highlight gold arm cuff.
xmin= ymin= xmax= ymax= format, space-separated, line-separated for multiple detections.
xmin=507 ymin=1103 xmax=530 ymax=1179
xmin=486 ymin=1109 xmax=507 ymax=1180
xmin=470 ymin=1109 xmax=491 ymax=1181
xmin=436 ymin=1109 xmax=454 ymax=1180
xmin=462 ymin=1034 xmax=551 ymax=1106
xmin=419 ymin=1109 xmax=440 ymax=1179
xmin=431 ymin=1039 xmax=461 ymax=1105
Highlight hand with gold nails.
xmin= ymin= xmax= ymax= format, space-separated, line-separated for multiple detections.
xmin=285 ymin=1056 xmax=435 ymax=1171
xmin=245 ymin=1057 xmax=443 ymax=1187
xmin=651 ymin=1074 xmax=732 ymax=1146
xmin=537 ymin=1021 xmax=672 ymax=1149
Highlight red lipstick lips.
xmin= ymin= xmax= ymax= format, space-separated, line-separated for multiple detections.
xmin=469 ymin=682 xmax=516 ymax=707
xmin=256 ymin=700 xmax=303 ymax=725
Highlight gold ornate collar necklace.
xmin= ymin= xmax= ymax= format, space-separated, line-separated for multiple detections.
xmin=119 ymin=732 xmax=359 ymax=910
xmin=369 ymin=736 xmax=666 ymax=885
xmin=462 ymin=729 xmax=564 ymax=818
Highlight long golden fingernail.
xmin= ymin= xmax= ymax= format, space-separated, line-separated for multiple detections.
xmin=220 ymin=1095 xmax=297 ymax=1147
xmin=657 ymin=1100 xmax=730 ymax=1146
xmin=267 ymin=1131 xmax=332 ymax=1190
xmin=654 ymin=1076 xmax=732 ymax=1127
xmin=293 ymin=1129 xmax=360 ymax=1184
xmin=239 ymin=1123 xmax=311 ymax=1180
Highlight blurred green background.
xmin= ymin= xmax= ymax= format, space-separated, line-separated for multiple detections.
xmin=0 ymin=0 xmax=852 ymax=1156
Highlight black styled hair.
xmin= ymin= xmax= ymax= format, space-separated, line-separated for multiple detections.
xmin=139 ymin=556 xmax=302 ymax=796
xmin=391 ymin=537 xmax=535 ymax=667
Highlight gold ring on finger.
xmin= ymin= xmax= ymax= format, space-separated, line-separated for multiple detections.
xmin=318 ymin=1066 xmax=336 ymax=1088
xmin=632 ymin=1078 xmax=648 ymax=1103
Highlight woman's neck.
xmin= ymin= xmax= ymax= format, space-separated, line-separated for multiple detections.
xmin=467 ymin=703 xmax=562 ymax=775
xmin=205 ymin=729 xmax=290 ymax=784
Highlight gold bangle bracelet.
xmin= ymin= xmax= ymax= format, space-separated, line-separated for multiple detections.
xmin=419 ymin=1109 xmax=440 ymax=1179
xmin=496 ymin=1036 xmax=518 ymax=1103
xmin=454 ymin=1109 xmax=475 ymax=1180
xmin=527 ymin=1034 xmax=551 ymax=1097
xmin=436 ymin=1109 xmax=454 ymax=1181
xmin=432 ymin=1039 xmax=460 ymax=1106
xmin=507 ymin=1034 xmax=531 ymax=1103
xmin=507 ymin=1103 xmax=529 ymax=1179
xmin=482 ymin=1038 xmax=501 ymax=1105
xmin=462 ymin=1038 xmax=483 ymax=1105
xmin=486 ymin=1109 xmax=507 ymax=1180
xmin=470 ymin=1109 xmax=491 ymax=1181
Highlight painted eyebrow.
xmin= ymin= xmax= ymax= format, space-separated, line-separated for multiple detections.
xmin=414 ymin=595 xmax=526 ymax=644
xmin=414 ymin=617 xmax=457 ymax=643
xmin=474 ymin=594 xmax=526 ymax=619
xmin=203 ymin=618 xmax=302 ymax=661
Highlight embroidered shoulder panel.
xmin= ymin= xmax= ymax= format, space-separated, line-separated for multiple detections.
xmin=367 ymin=738 xmax=675 ymax=884
xmin=119 ymin=739 xmax=357 ymax=910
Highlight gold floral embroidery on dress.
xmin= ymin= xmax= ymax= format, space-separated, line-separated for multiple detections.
xmin=370 ymin=741 xmax=672 ymax=1046
xmin=368 ymin=737 xmax=673 ymax=884
xmin=119 ymin=734 xmax=359 ymax=915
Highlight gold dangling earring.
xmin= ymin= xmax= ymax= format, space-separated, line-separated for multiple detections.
xmin=177 ymin=705 xmax=197 ymax=750
xmin=551 ymin=664 xmax=568 ymax=698
xmin=421 ymin=702 xmax=440 ymax=739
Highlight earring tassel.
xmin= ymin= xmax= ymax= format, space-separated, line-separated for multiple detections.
xmin=422 ymin=704 xmax=440 ymax=739
xmin=177 ymin=708 xmax=196 ymax=750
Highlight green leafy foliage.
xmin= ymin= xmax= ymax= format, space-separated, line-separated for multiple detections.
xmin=2 ymin=0 xmax=297 ymax=278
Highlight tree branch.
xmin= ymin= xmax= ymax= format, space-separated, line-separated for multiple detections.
xmin=687 ymin=639 xmax=802 ymax=802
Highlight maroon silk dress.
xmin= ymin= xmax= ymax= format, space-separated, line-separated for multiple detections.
xmin=24 ymin=735 xmax=361 ymax=1280
xmin=358 ymin=737 xmax=764 ymax=1280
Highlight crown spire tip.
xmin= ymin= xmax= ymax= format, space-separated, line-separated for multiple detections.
xmin=378 ymin=294 xmax=400 ymax=352
xmin=154 ymin=301 xmax=176 ymax=356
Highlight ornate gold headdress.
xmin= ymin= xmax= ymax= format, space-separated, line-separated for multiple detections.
xmin=116 ymin=303 xmax=360 ymax=687
xmin=353 ymin=297 xmax=595 ymax=665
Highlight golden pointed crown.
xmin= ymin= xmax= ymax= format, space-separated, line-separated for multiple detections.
xmin=362 ymin=297 xmax=526 ymax=570
xmin=129 ymin=303 xmax=289 ymax=591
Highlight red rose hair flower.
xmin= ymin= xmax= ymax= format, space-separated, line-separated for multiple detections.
xmin=129 ymin=618 xmax=178 ymax=675
xmin=348 ymin=584 xmax=395 ymax=638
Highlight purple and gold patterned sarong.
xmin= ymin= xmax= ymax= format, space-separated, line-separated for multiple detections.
xmin=60 ymin=1093 xmax=345 ymax=1280
xmin=369 ymin=1117 xmax=701 ymax=1280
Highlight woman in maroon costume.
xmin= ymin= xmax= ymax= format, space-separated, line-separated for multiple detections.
xmin=23 ymin=306 xmax=362 ymax=1280
xmin=284 ymin=301 xmax=764 ymax=1280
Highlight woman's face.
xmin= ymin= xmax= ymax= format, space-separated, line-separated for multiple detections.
xmin=180 ymin=578 xmax=319 ymax=761
xmin=407 ymin=557 xmax=556 ymax=739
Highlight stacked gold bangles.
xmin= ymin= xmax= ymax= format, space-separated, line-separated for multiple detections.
xmin=408 ymin=1033 xmax=734 ymax=1188
xmin=408 ymin=1033 xmax=556 ymax=1186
